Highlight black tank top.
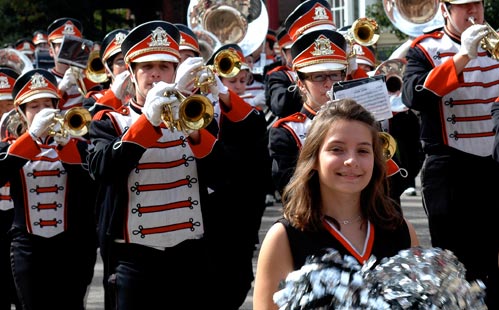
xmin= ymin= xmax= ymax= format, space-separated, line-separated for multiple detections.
xmin=278 ymin=217 xmax=412 ymax=270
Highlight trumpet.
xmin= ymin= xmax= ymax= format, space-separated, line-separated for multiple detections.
xmin=194 ymin=48 xmax=242 ymax=94
xmin=47 ymin=107 xmax=92 ymax=138
xmin=346 ymin=17 xmax=380 ymax=47
xmin=379 ymin=132 xmax=397 ymax=160
xmin=161 ymin=90 xmax=214 ymax=132
xmin=468 ymin=17 xmax=499 ymax=60
xmin=86 ymin=50 xmax=109 ymax=83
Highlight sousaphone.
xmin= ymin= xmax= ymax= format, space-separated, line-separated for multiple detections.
xmin=383 ymin=0 xmax=444 ymax=38
xmin=187 ymin=0 xmax=269 ymax=58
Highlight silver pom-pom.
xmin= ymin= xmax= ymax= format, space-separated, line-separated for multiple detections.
xmin=273 ymin=247 xmax=487 ymax=309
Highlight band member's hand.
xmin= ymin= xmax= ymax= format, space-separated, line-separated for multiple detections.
xmin=459 ymin=24 xmax=488 ymax=59
xmin=206 ymin=74 xmax=228 ymax=100
xmin=142 ymin=81 xmax=178 ymax=126
xmin=175 ymin=57 xmax=204 ymax=94
xmin=58 ymin=68 xmax=77 ymax=92
xmin=110 ymin=70 xmax=131 ymax=101
xmin=29 ymin=108 xmax=58 ymax=139
xmin=54 ymin=134 xmax=70 ymax=146
xmin=347 ymin=55 xmax=357 ymax=76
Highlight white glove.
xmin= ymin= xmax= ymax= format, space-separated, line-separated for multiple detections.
xmin=58 ymin=68 xmax=77 ymax=93
xmin=245 ymin=91 xmax=266 ymax=108
xmin=142 ymin=81 xmax=179 ymax=127
xmin=110 ymin=70 xmax=131 ymax=101
xmin=175 ymin=57 xmax=204 ymax=94
xmin=204 ymin=73 xmax=228 ymax=100
xmin=54 ymin=134 xmax=71 ymax=146
xmin=459 ymin=24 xmax=489 ymax=59
xmin=29 ymin=108 xmax=58 ymax=139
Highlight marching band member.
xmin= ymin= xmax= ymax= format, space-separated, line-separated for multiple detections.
xmin=264 ymin=28 xmax=302 ymax=119
xmin=87 ymin=20 xmax=245 ymax=309
xmin=0 ymin=67 xmax=21 ymax=310
xmin=0 ymin=68 xmax=98 ymax=310
xmin=200 ymin=43 xmax=272 ymax=309
xmin=403 ymin=0 xmax=499 ymax=307
xmin=83 ymin=28 xmax=130 ymax=116
xmin=174 ymin=23 xmax=201 ymax=63
xmin=269 ymin=29 xmax=349 ymax=196
xmin=47 ymin=17 xmax=100 ymax=111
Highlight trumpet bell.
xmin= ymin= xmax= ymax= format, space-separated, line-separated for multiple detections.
xmin=63 ymin=107 xmax=92 ymax=137
xmin=180 ymin=95 xmax=214 ymax=131
xmin=86 ymin=50 xmax=108 ymax=83
xmin=374 ymin=58 xmax=407 ymax=94
xmin=383 ymin=0 xmax=444 ymax=37
xmin=350 ymin=18 xmax=380 ymax=46
xmin=213 ymin=49 xmax=241 ymax=78
xmin=379 ymin=132 xmax=397 ymax=160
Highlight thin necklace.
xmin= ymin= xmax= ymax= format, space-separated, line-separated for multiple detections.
xmin=324 ymin=214 xmax=362 ymax=225
xmin=339 ymin=215 xmax=362 ymax=225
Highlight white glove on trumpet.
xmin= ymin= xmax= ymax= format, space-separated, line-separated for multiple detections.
xmin=459 ymin=24 xmax=489 ymax=59
xmin=175 ymin=57 xmax=204 ymax=95
xmin=58 ymin=68 xmax=77 ymax=93
xmin=142 ymin=81 xmax=179 ymax=127
xmin=29 ymin=108 xmax=58 ymax=139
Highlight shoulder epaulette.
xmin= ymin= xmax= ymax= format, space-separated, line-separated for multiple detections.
xmin=93 ymin=105 xmax=129 ymax=120
xmin=411 ymin=31 xmax=444 ymax=47
xmin=267 ymin=65 xmax=289 ymax=75
xmin=273 ymin=112 xmax=307 ymax=128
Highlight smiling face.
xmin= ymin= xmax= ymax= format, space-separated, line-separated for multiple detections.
xmin=315 ymin=119 xmax=374 ymax=196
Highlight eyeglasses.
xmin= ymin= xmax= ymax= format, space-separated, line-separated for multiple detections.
xmin=304 ymin=72 xmax=345 ymax=83
xmin=113 ymin=58 xmax=125 ymax=66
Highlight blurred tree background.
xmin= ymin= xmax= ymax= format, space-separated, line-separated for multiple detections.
xmin=0 ymin=0 xmax=185 ymax=46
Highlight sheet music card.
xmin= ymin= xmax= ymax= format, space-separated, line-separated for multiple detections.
xmin=331 ymin=75 xmax=392 ymax=121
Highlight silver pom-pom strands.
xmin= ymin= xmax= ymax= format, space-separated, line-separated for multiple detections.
xmin=273 ymin=247 xmax=487 ymax=309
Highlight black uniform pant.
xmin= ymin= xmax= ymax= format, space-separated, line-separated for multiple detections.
xmin=10 ymin=229 xmax=97 ymax=310
xmin=421 ymin=152 xmax=499 ymax=309
xmin=0 ymin=210 xmax=20 ymax=310
xmin=114 ymin=240 xmax=211 ymax=310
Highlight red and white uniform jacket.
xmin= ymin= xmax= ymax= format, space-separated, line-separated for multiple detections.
xmin=89 ymin=99 xmax=229 ymax=250
xmin=0 ymin=133 xmax=97 ymax=238
xmin=403 ymin=29 xmax=499 ymax=157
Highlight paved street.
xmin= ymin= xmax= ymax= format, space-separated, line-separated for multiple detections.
xmin=83 ymin=181 xmax=430 ymax=310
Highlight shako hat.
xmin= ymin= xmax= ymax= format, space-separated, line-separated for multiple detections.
xmin=277 ymin=28 xmax=293 ymax=50
xmin=121 ymin=20 xmax=180 ymax=65
xmin=206 ymin=43 xmax=249 ymax=71
xmin=13 ymin=69 xmax=60 ymax=107
xmin=0 ymin=68 xmax=19 ymax=101
xmin=291 ymin=29 xmax=347 ymax=73
xmin=47 ymin=17 xmax=83 ymax=44
xmin=100 ymin=29 xmax=129 ymax=64
xmin=174 ymin=23 xmax=200 ymax=56
xmin=285 ymin=0 xmax=336 ymax=41
xmin=32 ymin=30 xmax=48 ymax=46
xmin=15 ymin=39 xmax=35 ymax=55
xmin=353 ymin=44 xmax=376 ymax=69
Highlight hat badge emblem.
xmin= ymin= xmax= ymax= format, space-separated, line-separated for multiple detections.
xmin=62 ymin=23 xmax=76 ymax=36
xmin=313 ymin=6 xmax=329 ymax=21
xmin=29 ymin=73 xmax=48 ymax=90
xmin=311 ymin=36 xmax=334 ymax=56
xmin=0 ymin=76 xmax=11 ymax=89
xmin=353 ymin=44 xmax=365 ymax=56
xmin=148 ymin=27 xmax=171 ymax=47
xmin=115 ymin=32 xmax=126 ymax=45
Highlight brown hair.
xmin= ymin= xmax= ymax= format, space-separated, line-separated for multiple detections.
xmin=281 ymin=98 xmax=403 ymax=232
